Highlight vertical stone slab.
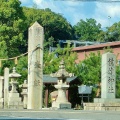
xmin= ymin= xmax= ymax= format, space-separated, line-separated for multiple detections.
xmin=27 ymin=22 xmax=44 ymax=109
xmin=0 ymin=76 xmax=4 ymax=108
xmin=0 ymin=76 xmax=3 ymax=98
xmin=4 ymin=68 xmax=9 ymax=108
xmin=101 ymin=52 xmax=116 ymax=99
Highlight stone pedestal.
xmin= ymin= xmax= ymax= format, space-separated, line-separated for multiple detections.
xmin=8 ymin=80 xmax=23 ymax=109
xmin=84 ymin=102 xmax=120 ymax=111
xmin=52 ymin=84 xmax=71 ymax=109
xmin=8 ymin=92 xmax=23 ymax=109
xmin=94 ymin=98 xmax=120 ymax=103
xmin=8 ymin=67 xmax=23 ymax=109
xmin=22 ymin=94 xmax=27 ymax=109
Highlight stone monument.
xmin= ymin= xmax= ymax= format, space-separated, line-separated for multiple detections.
xmin=94 ymin=52 xmax=120 ymax=102
xmin=27 ymin=22 xmax=44 ymax=109
xmin=51 ymin=60 xmax=74 ymax=109
xmin=8 ymin=67 xmax=23 ymax=109
xmin=101 ymin=52 xmax=116 ymax=99
xmin=84 ymin=52 xmax=120 ymax=111
xmin=4 ymin=67 xmax=9 ymax=108
xmin=0 ymin=76 xmax=4 ymax=108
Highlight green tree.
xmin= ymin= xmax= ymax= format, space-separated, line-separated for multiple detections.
xmin=23 ymin=7 xmax=74 ymax=48
xmin=116 ymin=54 xmax=120 ymax=98
xmin=16 ymin=56 xmax=28 ymax=84
xmin=43 ymin=43 xmax=77 ymax=74
xmin=97 ymin=22 xmax=120 ymax=42
xmin=0 ymin=41 xmax=8 ymax=75
xmin=43 ymin=51 xmax=59 ymax=74
xmin=75 ymin=47 xmax=113 ymax=85
xmin=105 ymin=22 xmax=120 ymax=42
xmin=0 ymin=41 xmax=8 ymax=59
xmin=75 ymin=52 xmax=101 ymax=85
xmin=97 ymin=30 xmax=106 ymax=42
xmin=74 ymin=18 xmax=101 ymax=41
xmin=0 ymin=0 xmax=27 ymax=57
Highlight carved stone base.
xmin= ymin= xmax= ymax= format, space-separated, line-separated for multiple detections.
xmin=83 ymin=102 xmax=120 ymax=111
xmin=8 ymin=101 xmax=23 ymax=109
xmin=52 ymin=101 xmax=71 ymax=109
xmin=94 ymin=98 xmax=120 ymax=103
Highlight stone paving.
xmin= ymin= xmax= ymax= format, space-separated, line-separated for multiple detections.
xmin=0 ymin=109 xmax=120 ymax=120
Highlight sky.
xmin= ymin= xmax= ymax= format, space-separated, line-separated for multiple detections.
xmin=19 ymin=0 xmax=120 ymax=28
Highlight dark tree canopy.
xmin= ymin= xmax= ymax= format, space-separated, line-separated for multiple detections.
xmin=74 ymin=18 xmax=102 ymax=41
xmin=0 ymin=0 xmax=27 ymax=57
xmin=23 ymin=7 xmax=74 ymax=43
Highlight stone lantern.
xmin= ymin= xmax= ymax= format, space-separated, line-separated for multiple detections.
xmin=8 ymin=67 xmax=23 ymax=109
xmin=51 ymin=60 xmax=74 ymax=109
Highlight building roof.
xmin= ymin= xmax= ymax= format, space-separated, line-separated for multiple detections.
xmin=72 ymin=41 xmax=120 ymax=52
xmin=43 ymin=74 xmax=76 ymax=84
xmin=0 ymin=75 xmax=76 ymax=84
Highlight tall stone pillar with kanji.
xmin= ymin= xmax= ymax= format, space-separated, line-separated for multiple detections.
xmin=27 ymin=22 xmax=44 ymax=109
xmin=85 ymin=52 xmax=120 ymax=110
xmin=101 ymin=52 xmax=116 ymax=99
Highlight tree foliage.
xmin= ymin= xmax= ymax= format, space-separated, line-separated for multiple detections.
xmin=16 ymin=56 xmax=28 ymax=84
xmin=75 ymin=52 xmax=101 ymax=85
xmin=23 ymin=7 xmax=74 ymax=45
xmin=1 ymin=0 xmax=120 ymax=89
xmin=43 ymin=43 xmax=77 ymax=74
xmin=97 ymin=22 xmax=120 ymax=42
xmin=0 ymin=0 xmax=27 ymax=57
xmin=73 ymin=18 xmax=102 ymax=41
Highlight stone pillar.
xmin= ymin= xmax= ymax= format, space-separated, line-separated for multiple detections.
xmin=85 ymin=52 xmax=120 ymax=110
xmin=0 ymin=76 xmax=3 ymax=98
xmin=94 ymin=52 xmax=120 ymax=103
xmin=101 ymin=52 xmax=116 ymax=99
xmin=4 ymin=67 xmax=9 ymax=108
xmin=27 ymin=22 xmax=44 ymax=109
xmin=0 ymin=76 xmax=4 ymax=108
xmin=20 ymin=80 xmax=28 ymax=109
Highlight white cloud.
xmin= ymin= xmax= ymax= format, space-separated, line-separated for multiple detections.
xmin=32 ymin=0 xmax=85 ymax=25
xmin=33 ymin=0 xmax=62 ymax=13
xmin=94 ymin=3 xmax=120 ymax=27
xmin=63 ymin=1 xmax=84 ymax=7
xmin=96 ymin=3 xmax=120 ymax=17
xmin=20 ymin=0 xmax=120 ymax=27
xmin=33 ymin=0 xmax=43 ymax=4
